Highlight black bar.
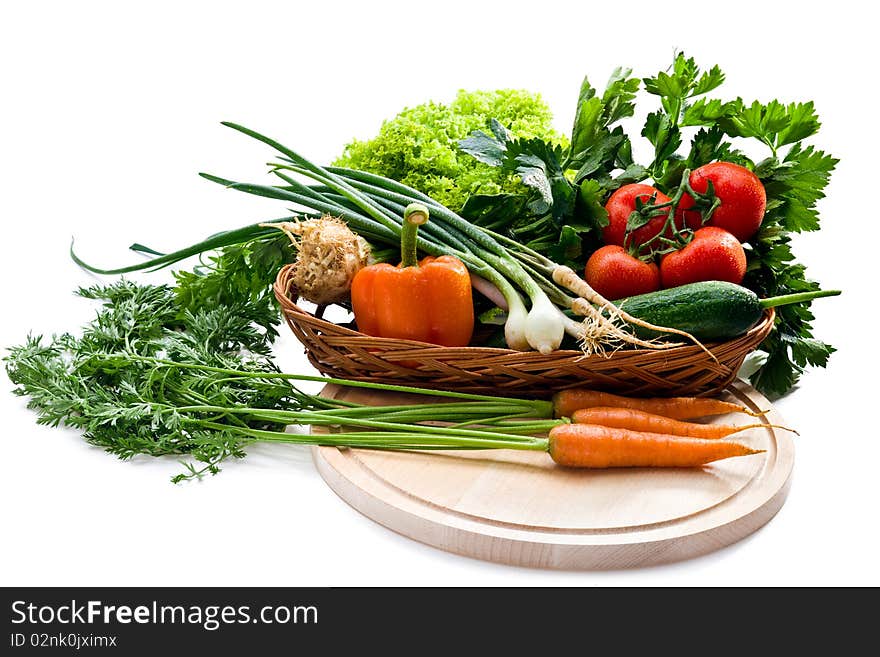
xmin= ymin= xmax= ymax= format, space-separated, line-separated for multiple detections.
xmin=0 ymin=586 xmax=869 ymax=651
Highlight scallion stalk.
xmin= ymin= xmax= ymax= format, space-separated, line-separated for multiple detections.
xmin=71 ymin=122 xmax=591 ymax=353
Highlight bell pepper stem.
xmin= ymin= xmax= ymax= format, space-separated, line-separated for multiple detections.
xmin=401 ymin=203 xmax=429 ymax=268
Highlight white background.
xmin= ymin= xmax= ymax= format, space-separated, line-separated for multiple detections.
xmin=2 ymin=1 xmax=877 ymax=587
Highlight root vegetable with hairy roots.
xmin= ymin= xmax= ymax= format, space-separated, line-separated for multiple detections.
xmin=266 ymin=216 xmax=371 ymax=306
xmin=552 ymin=265 xmax=715 ymax=359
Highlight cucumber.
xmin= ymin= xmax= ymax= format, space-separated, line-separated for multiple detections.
xmin=616 ymin=281 xmax=840 ymax=342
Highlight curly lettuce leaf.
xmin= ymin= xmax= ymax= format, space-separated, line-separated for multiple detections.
xmin=334 ymin=89 xmax=564 ymax=212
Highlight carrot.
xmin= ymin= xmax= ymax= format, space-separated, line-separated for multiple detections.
xmin=552 ymin=388 xmax=765 ymax=420
xmin=548 ymin=423 xmax=763 ymax=468
xmin=570 ymin=406 xmax=795 ymax=438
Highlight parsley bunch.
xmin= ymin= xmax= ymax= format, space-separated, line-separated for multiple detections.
xmin=458 ymin=53 xmax=837 ymax=396
xmin=458 ymin=67 xmax=644 ymax=266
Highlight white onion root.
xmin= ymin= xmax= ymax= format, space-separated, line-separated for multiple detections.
xmin=552 ymin=265 xmax=716 ymax=360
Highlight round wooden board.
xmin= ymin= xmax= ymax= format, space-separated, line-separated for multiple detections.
xmin=311 ymin=381 xmax=795 ymax=570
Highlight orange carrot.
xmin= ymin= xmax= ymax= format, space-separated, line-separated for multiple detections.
xmin=570 ymin=406 xmax=794 ymax=439
xmin=552 ymin=388 xmax=765 ymax=420
xmin=547 ymin=423 xmax=763 ymax=468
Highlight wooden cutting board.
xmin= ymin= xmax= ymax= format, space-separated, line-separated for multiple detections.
xmin=311 ymin=380 xmax=794 ymax=570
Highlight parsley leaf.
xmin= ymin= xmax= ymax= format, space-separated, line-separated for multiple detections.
xmin=761 ymin=144 xmax=838 ymax=233
xmin=722 ymin=100 xmax=822 ymax=155
xmin=457 ymin=118 xmax=511 ymax=168
xmin=681 ymin=97 xmax=742 ymax=127
xmin=637 ymin=53 xmax=838 ymax=395
xmin=504 ymin=138 xmax=572 ymax=220
xmin=458 ymin=67 xmax=641 ymax=267
xmin=642 ymin=53 xmax=729 ymax=188
xmin=742 ymin=137 xmax=838 ymax=395
xmin=566 ymin=67 xmax=640 ymax=172
xmin=684 ymin=126 xmax=742 ymax=170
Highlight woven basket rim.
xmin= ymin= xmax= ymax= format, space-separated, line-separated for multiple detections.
xmin=272 ymin=262 xmax=775 ymax=358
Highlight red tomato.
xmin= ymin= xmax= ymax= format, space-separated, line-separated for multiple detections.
xmin=602 ymin=184 xmax=672 ymax=248
xmin=677 ymin=162 xmax=766 ymax=242
xmin=660 ymin=227 xmax=747 ymax=289
xmin=585 ymin=245 xmax=661 ymax=300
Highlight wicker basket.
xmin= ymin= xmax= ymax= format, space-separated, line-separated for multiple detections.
xmin=273 ymin=264 xmax=775 ymax=398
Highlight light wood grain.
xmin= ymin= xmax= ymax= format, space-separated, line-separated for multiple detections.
xmin=311 ymin=380 xmax=794 ymax=570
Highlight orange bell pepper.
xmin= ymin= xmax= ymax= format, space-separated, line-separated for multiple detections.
xmin=351 ymin=204 xmax=474 ymax=347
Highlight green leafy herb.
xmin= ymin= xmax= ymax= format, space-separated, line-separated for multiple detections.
xmin=722 ymin=100 xmax=821 ymax=155
xmin=5 ymin=281 xmax=556 ymax=482
xmin=684 ymin=126 xmax=741 ymax=171
xmin=741 ymin=145 xmax=838 ymax=395
xmin=457 ymin=70 xmax=641 ymax=267
xmin=641 ymin=54 xmax=739 ymax=190
xmin=456 ymin=52 xmax=837 ymax=396
xmin=172 ymin=231 xmax=295 ymax=339
xmin=565 ymin=67 xmax=641 ymax=178
xmin=5 ymin=281 xmax=289 ymax=481
xmin=658 ymin=90 xmax=834 ymax=395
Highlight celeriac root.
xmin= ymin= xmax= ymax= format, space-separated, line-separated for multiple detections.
xmin=262 ymin=216 xmax=371 ymax=306
xmin=552 ymin=265 xmax=717 ymax=360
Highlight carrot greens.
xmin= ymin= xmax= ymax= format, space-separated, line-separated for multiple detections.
xmin=4 ymin=281 xmax=556 ymax=482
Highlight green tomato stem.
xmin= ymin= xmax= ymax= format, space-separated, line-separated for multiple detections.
xmin=628 ymin=167 xmax=715 ymax=258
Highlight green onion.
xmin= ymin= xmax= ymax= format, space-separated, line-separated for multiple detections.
xmin=69 ymin=123 xmax=646 ymax=354
xmin=217 ymin=122 xmax=566 ymax=353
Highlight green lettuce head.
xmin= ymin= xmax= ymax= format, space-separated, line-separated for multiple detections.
xmin=333 ymin=89 xmax=563 ymax=212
